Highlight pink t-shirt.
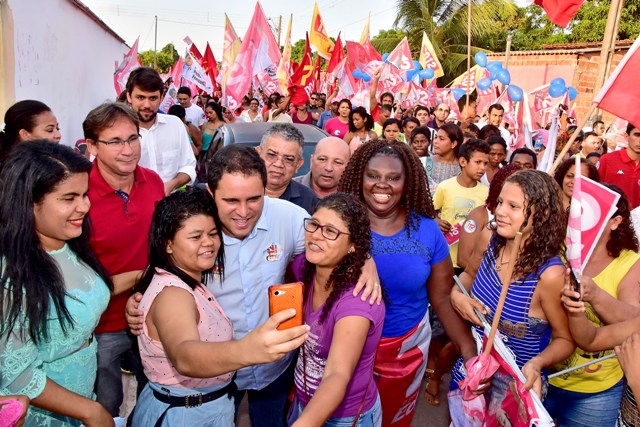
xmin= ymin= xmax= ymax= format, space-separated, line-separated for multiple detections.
xmin=325 ymin=117 xmax=350 ymax=139
xmin=138 ymin=269 xmax=234 ymax=388
xmin=291 ymin=255 xmax=385 ymax=418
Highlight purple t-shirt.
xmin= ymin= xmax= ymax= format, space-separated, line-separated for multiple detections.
xmin=324 ymin=117 xmax=349 ymax=139
xmin=291 ymin=255 xmax=385 ymax=418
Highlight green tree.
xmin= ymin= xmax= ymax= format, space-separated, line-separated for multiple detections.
xmin=137 ymin=43 xmax=179 ymax=73
xmin=391 ymin=0 xmax=518 ymax=83
xmin=290 ymin=38 xmax=307 ymax=64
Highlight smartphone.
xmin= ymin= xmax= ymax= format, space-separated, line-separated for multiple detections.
xmin=268 ymin=282 xmax=304 ymax=330
xmin=569 ymin=269 xmax=581 ymax=301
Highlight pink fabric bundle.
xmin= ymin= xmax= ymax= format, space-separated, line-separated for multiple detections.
xmin=0 ymin=399 xmax=25 ymax=427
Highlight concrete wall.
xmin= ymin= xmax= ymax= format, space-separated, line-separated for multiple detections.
xmin=1 ymin=0 xmax=128 ymax=146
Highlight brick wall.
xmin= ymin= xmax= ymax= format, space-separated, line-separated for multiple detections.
xmin=487 ymin=46 xmax=630 ymax=127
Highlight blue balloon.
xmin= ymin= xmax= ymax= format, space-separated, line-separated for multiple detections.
xmin=382 ymin=53 xmax=390 ymax=61
xmin=362 ymin=72 xmax=371 ymax=82
xmin=474 ymin=52 xmax=488 ymax=68
xmin=406 ymin=69 xmax=418 ymax=81
xmin=489 ymin=68 xmax=499 ymax=81
xmin=497 ymin=68 xmax=511 ymax=85
xmin=451 ymin=88 xmax=467 ymax=101
xmin=412 ymin=60 xmax=422 ymax=70
xmin=507 ymin=84 xmax=523 ymax=102
xmin=551 ymin=77 xmax=566 ymax=87
xmin=477 ymin=77 xmax=492 ymax=91
xmin=352 ymin=69 xmax=363 ymax=79
xmin=487 ymin=61 xmax=503 ymax=74
xmin=548 ymin=83 xmax=567 ymax=98
xmin=567 ymin=86 xmax=578 ymax=101
xmin=419 ymin=68 xmax=435 ymax=80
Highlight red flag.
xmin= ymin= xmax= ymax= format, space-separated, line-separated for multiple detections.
xmin=346 ymin=41 xmax=373 ymax=73
xmin=326 ymin=32 xmax=344 ymax=75
xmin=189 ymin=42 xmax=203 ymax=62
xmin=314 ymin=53 xmax=321 ymax=92
xmin=202 ymin=43 xmax=219 ymax=90
xmin=387 ymin=37 xmax=413 ymax=71
xmin=534 ymin=0 xmax=583 ymax=27
xmin=593 ymin=35 xmax=640 ymax=130
xmin=288 ymin=34 xmax=316 ymax=107
xmin=362 ymin=39 xmax=382 ymax=61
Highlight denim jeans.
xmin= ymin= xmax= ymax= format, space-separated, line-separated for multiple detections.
xmin=233 ymin=358 xmax=295 ymax=427
xmin=95 ymin=330 xmax=146 ymax=416
xmin=544 ymin=379 xmax=624 ymax=427
xmin=290 ymin=395 xmax=382 ymax=427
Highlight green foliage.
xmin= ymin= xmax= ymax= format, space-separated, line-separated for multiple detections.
xmin=371 ymin=29 xmax=407 ymax=54
xmin=137 ymin=43 xmax=179 ymax=73
xmin=290 ymin=38 xmax=307 ymax=64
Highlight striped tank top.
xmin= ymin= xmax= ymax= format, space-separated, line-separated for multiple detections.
xmin=451 ymin=238 xmax=564 ymax=387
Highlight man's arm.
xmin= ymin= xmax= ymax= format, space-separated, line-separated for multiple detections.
xmin=369 ymin=69 xmax=381 ymax=112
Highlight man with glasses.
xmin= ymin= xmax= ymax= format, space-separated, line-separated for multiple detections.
xmin=240 ymin=97 xmax=264 ymax=123
xmin=84 ymin=102 xmax=165 ymax=417
xmin=308 ymin=92 xmax=323 ymax=126
xmin=579 ymin=131 xmax=605 ymax=158
xmin=256 ymin=123 xmax=318 ymax=214
xmin=126 ymin=67 xmax=196 ymax=195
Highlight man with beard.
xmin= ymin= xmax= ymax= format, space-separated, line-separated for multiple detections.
xmin=126 ymin=67 xmax=196 ymax=195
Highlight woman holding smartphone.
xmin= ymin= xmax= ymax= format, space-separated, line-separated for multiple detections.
xmin=288 ymin=192 xmax=385 ymax=426
xmin=132 ymin=190 xmax=308 ymax=426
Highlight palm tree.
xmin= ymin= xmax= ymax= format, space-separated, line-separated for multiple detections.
xmin=373 ymin=0 xmax=518 ymax=84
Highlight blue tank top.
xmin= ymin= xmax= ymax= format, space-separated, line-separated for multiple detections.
xmin=451 ymin=237 xmax=564 ymax=388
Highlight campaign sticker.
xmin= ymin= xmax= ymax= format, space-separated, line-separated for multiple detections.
xmin=264 ymin=243 xmax=283 ymax=261
xmin=445 ymin=222 xmax=463 ymax=246
xmin=463 ymin=219 xmax=477 ymax=234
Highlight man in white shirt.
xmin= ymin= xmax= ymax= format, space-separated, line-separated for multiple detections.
xmin=177 ymin=86 xmax=206 ymax=128
xmin=126 ymin=67 xmax=196 ymax=195
xmin=478 ymin=103 xmax=511 ymax=143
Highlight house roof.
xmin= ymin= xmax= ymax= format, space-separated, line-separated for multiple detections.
xmin=69 ymin=0 xmax=127 ymax=45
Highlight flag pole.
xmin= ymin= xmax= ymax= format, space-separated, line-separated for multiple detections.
xmin=594 ymin=0 xmax=624 ymax=120
xmin=484 ymin=232 xmax=523 ymax=357
xmin=548 ymin=102 xmax=598 ymax=175
xmin=464 ymin=0 xmax=472 ymax=120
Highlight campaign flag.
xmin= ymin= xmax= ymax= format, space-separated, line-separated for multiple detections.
xmin=510 ymin=92 xmax=534 ymax=151
xmin=276 ymin=14 xmax=294 ymax=95
xmin=359 ymin=12 xmax=371 ymax=45
xmin=359 ymin=13 xmax=381 ymax=61
xmin=225 ymin=2 xmax=282 ymax=109
xmin=309 ymin=2 xmax=334 ymax=59
xmin=538 ymin=106 xmax=560 ymax=173
xmin=387 ymin=37 xmax=413 ymax=71
xmin=188 ymin=41 xmax=203 ymax=62
xmin=255 ymin=69 xmax=280 ymax=97
xmin=346 ymin=41 xmax=374 ymax=73
xmin=220 ymin=13 xmax=241 ymax=89
xmin=330 ymin=57 xmax=357 ymax=99
xmin=202 ymin=43 xmax=219 ymax=89
xmin=418 ymin=31 xmax=444 ymax=79
xmin=529 ymin=84 xmax=555 ymax=127
xmin=566 ymin=168 xmax=620 ymax=275
xmin=534 ymin=0 xmax=583 ymax=27
xmin=326 ymin=32 xmax=344 ymax=75
xmin=288 ymin=34 xmax=316 ymax=107
xmin=182 ymin=50 xmax=214 ymax=94
xmin=314 ymin=53 xmax=321 ymax=92
xmin=451 ymin=65 xmax=483 ymax=93
xmin=593 ymin=34 xmax=640 ymax=130
xmin=114 ymin=37 xmax=141 ymax=96
xmin=159 ymin=57 xmax=183 ymax=113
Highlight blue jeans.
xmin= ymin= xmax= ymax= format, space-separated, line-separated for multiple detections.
xmin=544 ymin=379 xmax=624 ymax=427
xmin=290 ymin=395 xmax=382 ymax=427
xmin=95 ymin=330 xmax=146 ymax=416
xmin=233 ymin=358 xmax=295 ymax=427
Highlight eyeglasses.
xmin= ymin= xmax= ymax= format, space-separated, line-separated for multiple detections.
xmin=264 ymin=150 xmax=298 ymax=167
xmin=96 ymin=134 xmax=140 ymax=148
xmin=304 ymin=218 xmax=350 ymax=241
xmin=310 ymin=97 xmax=318 ymax=101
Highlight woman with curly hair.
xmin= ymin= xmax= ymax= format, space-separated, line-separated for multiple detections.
xmin=288 ymin=192 xmax=385 ymax=426
xmin=547 ymin=184 xmax=640 ymax=427
xmin=339 ymin=140 xmax=476 ymax=427
xmin=553 ymin=157 xmax=600 ymax=210
xmin=344 ymin=106 xmax=377 ymax=154
xmin=450 ymin=169 xmax=575 ymax=403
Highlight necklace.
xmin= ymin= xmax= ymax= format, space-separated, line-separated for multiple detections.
xmin=495 ymin=248 xmax=511 ymax=272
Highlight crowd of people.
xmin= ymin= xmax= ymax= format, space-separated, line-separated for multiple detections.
xmin=0 ymin=63 xmax=639 ymax=427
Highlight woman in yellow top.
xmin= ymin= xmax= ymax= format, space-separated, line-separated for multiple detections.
xmin=544 ymin=185 xmax=640 ymax=427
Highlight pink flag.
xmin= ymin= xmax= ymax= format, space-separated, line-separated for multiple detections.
xmin=346 ymin=41 xmax=374 ymax=74
xmin=593 ymin=34 xmax=640 ymax=130
xmin=114 ymin=37 xmax=141 ymax=96
xmin=566 ymin=164 xmax=621 ymax=274
xmin=387 ymin=37 xmax=414 ymax=71
xmin=225 ymin=2 xmax=282 ymax=109
xmin=326 ymin=33 xmax=344 ymax=75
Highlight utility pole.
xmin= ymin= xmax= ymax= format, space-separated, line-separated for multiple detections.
xmin=277 ymin=15 xmax=282 ymax=47
xmin=594 ymin=0 xmax=624 ymax=120
xmin=153 ymin=15 xmax=158 ymax=70
xmin=503 ymin=32 xmax=513 ymax=93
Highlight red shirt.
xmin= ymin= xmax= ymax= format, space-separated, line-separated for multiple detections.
xmin=371 ymin=104 xmax=380 ymax=123
xmin=598 ymin=149 xmax=640 ymax=209
xmin=89 ymin=162 xmax=165 ymax=333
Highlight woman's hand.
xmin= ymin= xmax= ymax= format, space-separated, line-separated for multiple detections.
xmin=241 ymin=310 xmax=309 ymax=364
xmin=352 ymin=257 xmax=382 ymax=305
xmin=616 ymin=333 xmax=640 ymax=398
xmin=577 ymin=275 xmax=600 ymax=304
xmin=560 ymin=268 xmax=586 ymax=315
xmin=125 ymin=292 xmax=144 ymax=336
xmin=450 ymin=287 xmax=485 ymax=327
xmin=521 ymin=358 xmax=543 ymax=398
xmin=435 ymin=218 xmax=451 ymax=234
